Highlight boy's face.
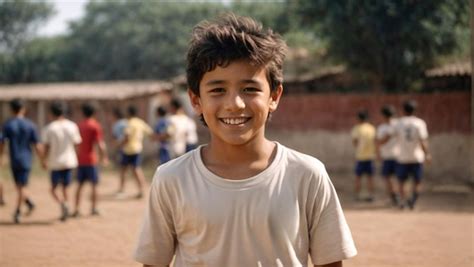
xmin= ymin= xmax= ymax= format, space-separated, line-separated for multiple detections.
xmin=189 ymin=59 xmax=282 ymax=146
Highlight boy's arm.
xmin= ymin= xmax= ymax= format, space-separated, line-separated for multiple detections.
xmin=98 ymin=140 xmax=109 ymax=166
xmin=315 ymin=261 xmax=342 ymax=267
xmin=34 ymin=143 xmax=44 ymax=160
xmin=350 ymin=127 xmax=358 ymax=148
xmin=42 ymin=144 xmax=49 ymax=169
xmin=376 ymin=135 xmax=390 ymax=161
xmin=143 ymin=265 xmax=169 ymax=267
xmin=121 ymin=135 xmax=128 ymax=148
xmin=420 ymin=139 xmax=431 ymax=164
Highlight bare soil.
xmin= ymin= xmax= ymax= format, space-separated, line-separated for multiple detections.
xmin=1 ymin=172 xmax=472 ymax=267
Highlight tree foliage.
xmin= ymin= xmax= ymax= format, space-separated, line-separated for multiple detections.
xmin=62 ymin=1 xmax=227 ymax=81
xmin=297 ymin=0 xmax=470 ymax=91
xmin=0 ymin=0 xmax=54 ymax=52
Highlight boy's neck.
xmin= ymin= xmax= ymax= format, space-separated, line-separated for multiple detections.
xmin=202 ymin=137 xmax=277 ymax=180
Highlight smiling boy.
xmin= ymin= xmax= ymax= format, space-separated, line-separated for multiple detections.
xmin=134 ymin=14 xmax=356 ymax=267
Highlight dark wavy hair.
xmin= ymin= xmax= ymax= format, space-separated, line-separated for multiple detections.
xmin=186 ymin=13 xmax=287 ymax=96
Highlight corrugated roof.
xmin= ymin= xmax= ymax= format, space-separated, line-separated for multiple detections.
xmin=0 ymin=80 xmax=173 ymax=101
xmin=425 ymin=62 xmax=471 ymax=77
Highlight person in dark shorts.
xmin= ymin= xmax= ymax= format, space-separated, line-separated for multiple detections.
xmin=351 ymin=110 xmax=376 ymax=201
xmin=117 ymin=105 xmax=153 ymax=198
xmin=376 ymin=105 xmax=400 ymax=206
xmin=394 ymin=100 xmax=431 ymax=210
xmin=73 ymin=103 xmax=108 ymax=217
xmin=0 ymin=99 xmax=43 ymax=223
xmin=42 ymin=102 xmax=82 ymax=221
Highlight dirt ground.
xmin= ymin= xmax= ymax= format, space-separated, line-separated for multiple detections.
xmin=0 ymin=171 xmax=473 ymax=267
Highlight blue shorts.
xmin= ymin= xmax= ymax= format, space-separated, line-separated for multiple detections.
xmin=11 ymin=168 xmax=30 ymax=186
xmin=51 ymin=169 xmax=73 ymax=187
xmin=159 ymin=147 xmax=171 ymax=164
xmin=382 ymin=159 xmax=398 ymax=177
xmin=120 ymin=153 xmax=141 ymax=167
xmin=355 ymin=160 xmax=374 ymax=176
xmin=397 ymin=163 xmax=423 ymax=183
xmin=77 ymin=165 xmax=99 ymax=184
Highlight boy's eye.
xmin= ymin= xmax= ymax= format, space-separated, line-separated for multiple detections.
xmin=243 ymin=87 xmax=260 ymax=93
xmin=209 ymin=88 xmax=225 ymax=93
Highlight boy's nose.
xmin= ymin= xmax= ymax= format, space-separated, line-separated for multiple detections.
xmin=225 ymin=93 xmax=245 ymax=111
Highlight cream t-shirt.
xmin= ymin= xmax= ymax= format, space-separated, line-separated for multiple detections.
xmin=42 ymin=119 xmax=81 ymax=170
xmin=134 ymin=143 xmax=357 ymax=266
xmin=395 ymin=116 xmax=429 ymax=163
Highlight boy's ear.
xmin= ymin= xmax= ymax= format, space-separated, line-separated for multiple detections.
xmin=187 ymin=89 xmax=202 ymax=114
xmin=269 ymin=85 xmax=283 ymax=112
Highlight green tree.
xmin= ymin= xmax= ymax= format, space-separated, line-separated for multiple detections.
xmin=0 ymin=36 xmax=68 ymax=83
xmin=0 ymin=0 xmax=53 ymax=52
xmin=297 ymin=0 xmax=470 ymax=92
xmin=64 ymin=1 xmax=227 ymax=81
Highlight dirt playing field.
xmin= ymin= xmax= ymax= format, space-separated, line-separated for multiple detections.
xmin=1 ymin=171 xmax=473 ymax=267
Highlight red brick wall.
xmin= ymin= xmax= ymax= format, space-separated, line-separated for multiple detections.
xmin=270 ymin=91 xmax=471 ymax=133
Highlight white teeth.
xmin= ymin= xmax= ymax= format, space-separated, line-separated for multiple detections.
xmin=222 ymin=117 xmax=247 ymax=125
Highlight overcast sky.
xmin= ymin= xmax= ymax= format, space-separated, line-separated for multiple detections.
xmin=38 ymin=0 xmax=87 ymax=36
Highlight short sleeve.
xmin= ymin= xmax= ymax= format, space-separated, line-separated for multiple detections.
xmin=308 ymin=168 xmax=357 ymax=265
xmin=418 ymin=120 xmax=428 ymax=140
xmin=134 ymin=169 xmax=176 ymax=265
xmin=143 ymin=121 xmax=153 ymax=135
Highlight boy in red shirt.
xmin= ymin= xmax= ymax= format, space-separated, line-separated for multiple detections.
xmin=73 ymin=103 xmax=108 ymax=216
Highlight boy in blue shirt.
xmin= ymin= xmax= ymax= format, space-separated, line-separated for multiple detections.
xmin=0 ymin=99 xmax=42 ymax=223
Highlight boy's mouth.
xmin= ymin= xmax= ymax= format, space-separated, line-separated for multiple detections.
xmin=220 ymin=117 xmax=251 ymax=125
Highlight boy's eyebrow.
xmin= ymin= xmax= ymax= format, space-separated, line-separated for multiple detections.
xmin=205 ymin=79 xmax=261 ymax=86
xmin=241 ymin=79 xmax=260 ymax=84
xmin=205 ymin=80 xmax=226 ymax=85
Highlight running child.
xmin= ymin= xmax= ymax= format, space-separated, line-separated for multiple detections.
xmin=0 ymin=99 xmax=42 ymax=223
xmin=117 ymin=105 xmax=153 ymax=198
xmin=134 ymin=13 xmax=357 ymax=267
xmin=42 ymin=101 xmax=82 ymax=221
xmin=73 ymin=103 xmax=109 ymax=217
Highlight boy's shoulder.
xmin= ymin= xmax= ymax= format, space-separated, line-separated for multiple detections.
xmin=152 ymin=150 xmax=196 ymax=184
xmin=282 ymin=144 xmax=327 ymax=176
